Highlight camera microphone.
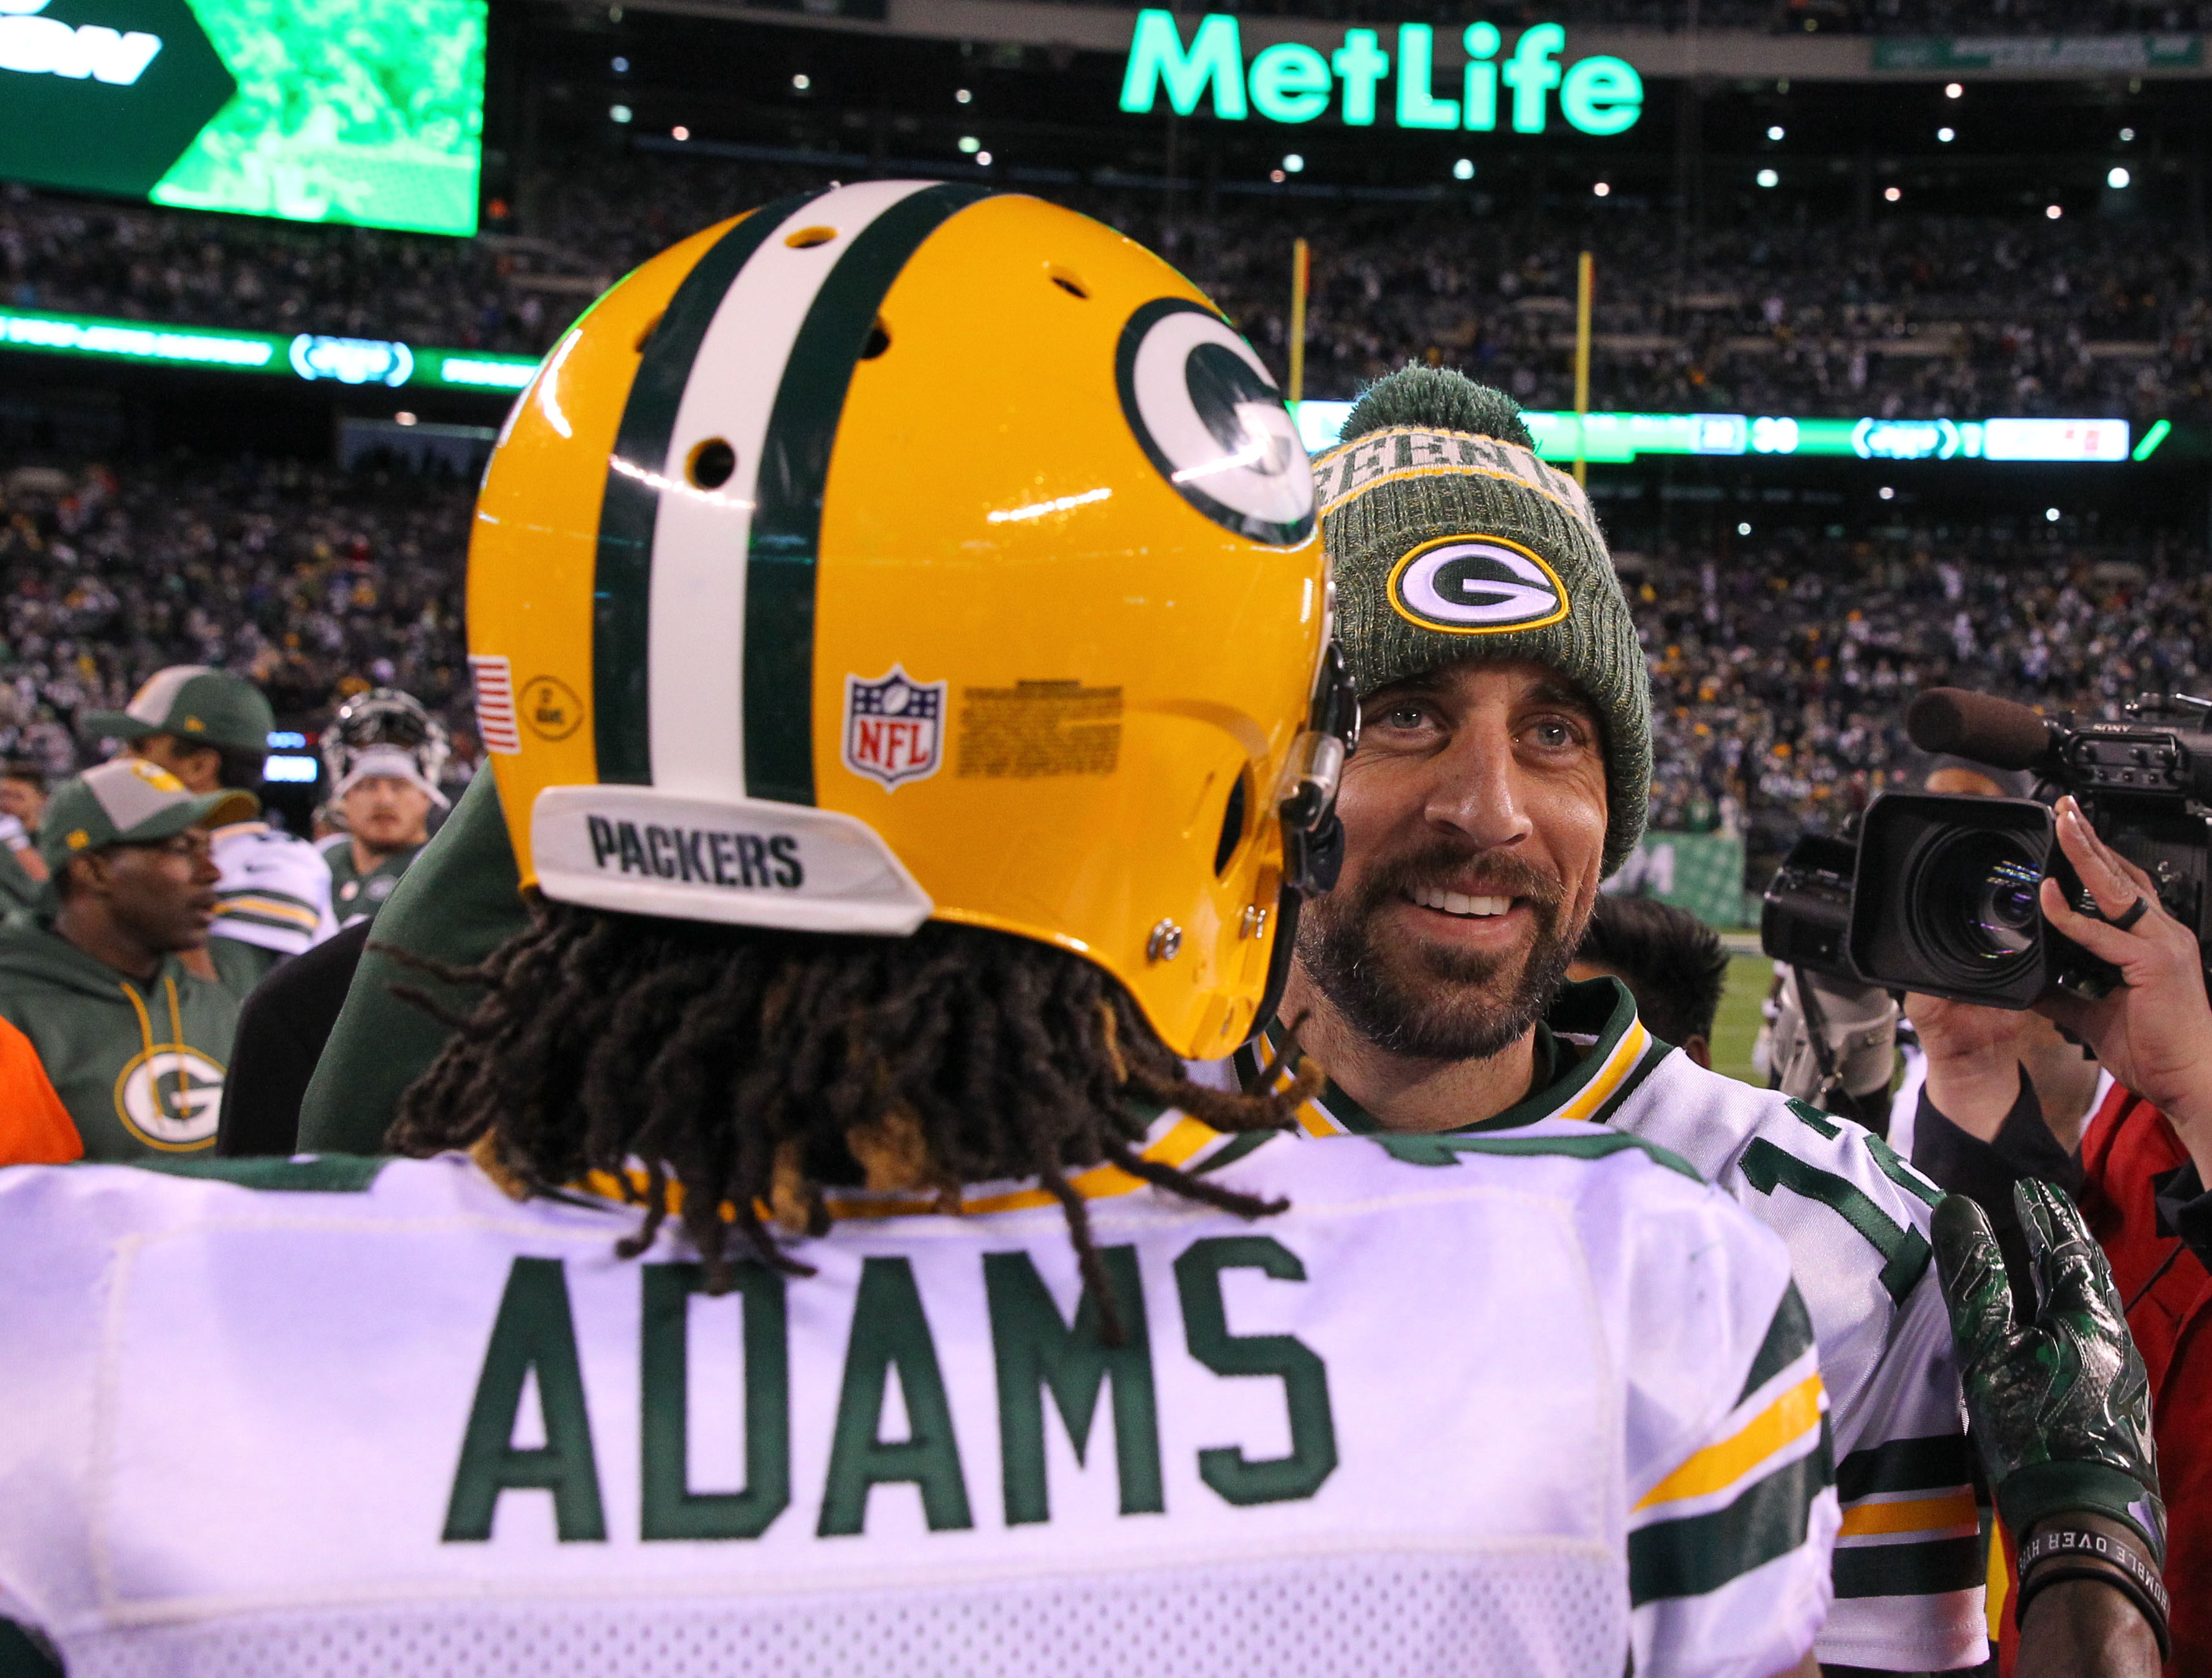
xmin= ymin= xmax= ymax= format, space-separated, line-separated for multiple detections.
xmin=1906 ymin=688 xmax=2056 ymax=771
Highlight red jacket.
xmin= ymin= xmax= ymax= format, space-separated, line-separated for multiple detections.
xmin=2072 ymin=1085 xmax=2212 ymax=1677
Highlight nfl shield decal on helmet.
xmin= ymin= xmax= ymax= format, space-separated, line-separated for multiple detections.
xmin=1117 ymin=298 xmax=1315 ymax=548
xmin=843 ymin=666 xmax=947 ymax=790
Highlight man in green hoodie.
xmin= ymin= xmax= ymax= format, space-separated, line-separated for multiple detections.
xmin=0 ymin=758 xmax=255 ymax=1161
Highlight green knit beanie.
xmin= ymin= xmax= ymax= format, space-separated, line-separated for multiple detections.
xmin=1313 ymin=366 xmax=1652 ymax=874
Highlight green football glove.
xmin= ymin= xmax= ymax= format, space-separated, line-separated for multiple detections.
xmin=1931 ymin=1180 xmax=2166 ymax=1562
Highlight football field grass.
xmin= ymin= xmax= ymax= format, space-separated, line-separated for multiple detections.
xmin=1706 ymin=953 xmax=1775 ymax=1088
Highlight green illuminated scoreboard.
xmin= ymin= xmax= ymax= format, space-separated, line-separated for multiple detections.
xmin=0 ymin=0 xmax=486 ymax=237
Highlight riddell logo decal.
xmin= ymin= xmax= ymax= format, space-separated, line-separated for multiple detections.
xmin=0 ymin=0 xmax=162 ymax=85
xmin=844 ymin=665 xmax=945 ymax=790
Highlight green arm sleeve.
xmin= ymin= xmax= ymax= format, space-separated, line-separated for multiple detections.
xmin=295 ymin=771 xmax=529 ymax=1154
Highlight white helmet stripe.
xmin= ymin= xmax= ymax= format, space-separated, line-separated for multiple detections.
xmin=643 ymin=181 xmax=941 ymax=803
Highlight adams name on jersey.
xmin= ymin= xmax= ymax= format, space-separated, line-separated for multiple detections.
xmin=0 ymin=1118 xmax=1833 ymax=1678
xmin=1229 ymin=976 xmax=1983 ymax=1675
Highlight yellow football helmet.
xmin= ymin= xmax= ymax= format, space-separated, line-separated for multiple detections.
xmin=466 ymin=182 xmax=1349 ymax=1057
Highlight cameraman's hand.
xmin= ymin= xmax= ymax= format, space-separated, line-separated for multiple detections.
xmin=2038 ymin=796 xmax=2212 ymax=1171
xmin=1909 ymin=992 xmax=2038 ymax=1142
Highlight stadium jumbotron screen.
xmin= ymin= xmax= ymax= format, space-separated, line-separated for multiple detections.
xmin=0 ymin=0 xmax=486 ymax=237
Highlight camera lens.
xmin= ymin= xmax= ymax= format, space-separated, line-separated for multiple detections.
xmin=1911 ymin=830 xmax=2044 ymax=976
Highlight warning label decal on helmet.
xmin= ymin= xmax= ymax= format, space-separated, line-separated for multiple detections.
xmin=843 ymin=665 xmax=945 ymax=790
xmin=1117 ymin=298 xmax=1315 ymax=548
xmin=1387 ymin=535 xmax=1571 ymax=636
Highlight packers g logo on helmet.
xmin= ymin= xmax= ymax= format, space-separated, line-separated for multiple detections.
xmin=467 ymin=183 xmax=1340 ymax=1056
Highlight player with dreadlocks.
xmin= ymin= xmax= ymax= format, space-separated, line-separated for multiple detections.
xmin=0 ymin=187 xmax=1834 ymax=1678
xmin=389 ymin=905 xmax=1304 ymax=1323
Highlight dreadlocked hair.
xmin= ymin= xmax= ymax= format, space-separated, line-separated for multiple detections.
xmin=385 ymin=896 xmax=1319 ymax=1336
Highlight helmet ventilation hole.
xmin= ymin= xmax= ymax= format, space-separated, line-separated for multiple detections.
xmin=860 ymin=317 xmax=891 ymax=359
xmin=1213 ymin=769 xmax=1250 ymax=876
xmin=785 ymin=225 xmax=838 ymax=249
xmin=688 ymin=438 xmax=738 ymax=490
xmin=1049 ymin=268 xmax=1090 ymax=299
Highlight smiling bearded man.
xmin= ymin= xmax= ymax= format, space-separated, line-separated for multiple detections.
xmin=1236 ymin=367 xmax=1990 ymax=1677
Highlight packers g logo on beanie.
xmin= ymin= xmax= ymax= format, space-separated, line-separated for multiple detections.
xmin=1313 ymin=365 xmax=1653 ymax=875
xmin=1388 ymin=535 xmax=1568 ymax=635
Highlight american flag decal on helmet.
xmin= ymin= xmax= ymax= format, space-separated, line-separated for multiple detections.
xmin=470 ymin=655 xmax=522 ymax=755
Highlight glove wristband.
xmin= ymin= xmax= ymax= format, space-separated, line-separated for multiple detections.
xmin=2015 ymin=1525 xmax=2170 ymax=1661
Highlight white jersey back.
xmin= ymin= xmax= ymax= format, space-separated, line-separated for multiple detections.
xmin=0 ymin=1121 xmax=1833 ymax=1678
xmin=209 ymin=821 xmax=337 ymax=956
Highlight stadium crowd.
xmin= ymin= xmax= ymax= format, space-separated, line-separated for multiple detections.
xmin=0 ymin=456 xmax=473 ymax=779
xmin=7 ymin=153 xmax=2206 ymax=423
xmin=1 ymin=444 xmax=2193 ymax=895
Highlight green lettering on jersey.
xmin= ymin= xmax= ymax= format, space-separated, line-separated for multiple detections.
xmin=443 ymin=1257 xmax=607 ymax=1542
xmin=1173 ymin=1236 xmax=1338 ymax=1506
xmin=640 ymin=1261 xmax=791 ymax=1540
xmin=1741 ymin=1138 xmax=1932 ymax=1302
xmin=818 ymin=1256 xmax=974 ymax=1536
xmin=984 ymin=1246 xmax=1165 ymax=1525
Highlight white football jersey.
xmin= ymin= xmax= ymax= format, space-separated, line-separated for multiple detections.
xmin=1227 ymin=977 xmax=1984 ymax=1674
xmin=0 ymin=1118 xmax=1834 ymax=1678
xmin=209 ymin=821 xmax=338 ymax=956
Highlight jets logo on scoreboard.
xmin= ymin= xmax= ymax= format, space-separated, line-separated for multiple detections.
xmin=844 ymin=666 xmax=946 ymax=790
xmin=1387 ymin=535 xmax=1569 ymax=634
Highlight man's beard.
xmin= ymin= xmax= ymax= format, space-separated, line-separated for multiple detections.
xmin=1295 ymin=841 xmax=1587 ymax=1063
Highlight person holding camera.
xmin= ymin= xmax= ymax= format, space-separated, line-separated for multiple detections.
xmin=1912 ymin=795 xmax=2208 ymax=1674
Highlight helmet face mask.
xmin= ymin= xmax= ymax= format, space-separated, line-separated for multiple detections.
xmin=324 ymin=688 xmax=450 ymax=791
xmin=468 ymin=184 xmax=1329 ymax=1057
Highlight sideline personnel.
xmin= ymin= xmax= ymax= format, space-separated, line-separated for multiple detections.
xmin=0 ymin=759 xmax=251 ymax=1162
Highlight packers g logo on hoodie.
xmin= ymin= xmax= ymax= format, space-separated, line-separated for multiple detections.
xmin=114 ymin=1044 xmax=225 ymax=1150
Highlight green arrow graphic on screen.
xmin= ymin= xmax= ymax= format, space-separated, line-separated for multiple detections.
xmin=0 ymin=0 xmax=484 ymax=236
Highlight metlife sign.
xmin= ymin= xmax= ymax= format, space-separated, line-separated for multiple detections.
xmin=1119 ymin=9 xmax=1644 ymax=134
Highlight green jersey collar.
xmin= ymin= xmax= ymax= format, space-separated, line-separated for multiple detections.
xmin=1256 ymin=976 xmax=1665 ymax=1136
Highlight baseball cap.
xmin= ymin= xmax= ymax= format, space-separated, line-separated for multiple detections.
xmin=39 ymin=760 xmax=258 ymax=875
xmin=334 ymin=744 xmax=450 ymax=809
xmin=80 ymin=666 xmax=277 ymax=757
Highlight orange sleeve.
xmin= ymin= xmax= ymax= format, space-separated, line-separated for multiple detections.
xmin=0 ymin=1014 xmax=81 ymax=1167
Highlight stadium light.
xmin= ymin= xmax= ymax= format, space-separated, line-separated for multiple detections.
xmin=2109 ymin=166 xmax=2130 ymax=189
xmin=1285 ymin=153 xmax=1305 ymax=172
xmin=2120 ymin=126 xmax=2135 ymax=141
xmin=2046 ymin=507 xmax=2061 ymax=521
xmin=976 ymin=151 xmax=993 ymax=166
xmin=395 ymin=412 xmax=418 ymax=426
xmin=1884 ymin=186 xmax=1902 ymax=202
xmin=1592 ymin=181 xmax=1610 ymax=197
xmin=608 ymin=104 xmax=631 ymax=124
xmin=2046 ymin=204 xmax=2063 ymax=219
xmin=792 ymin=73 xmax=810 ymax=90
xmin=672 ymin=126 xmax=689 ymax=141
xmin=958 ymin=135 xmax=980 ymax=153
xmin=1937 ymin=126 xmax=1954 ymax=142
xmin=1737 ymin=522 xmax=1752 ymax=535
xmin=611 ymin=55 xmax=628 ymax=72
xmin=1945 ymin=81 xmax=1963 ymax=98
xmin=1453 ymin=158 xmax=1473 ymax=180
xmin=955 ymin=88 xmax=971 ymax=103
xmin=1756 ymin=168 xmax=1778 ymax=188
xmin=1766 ymin=125 xmax=1784 ymax=141
xmin=1878 ymin=487 xmax=1895 ymax=500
